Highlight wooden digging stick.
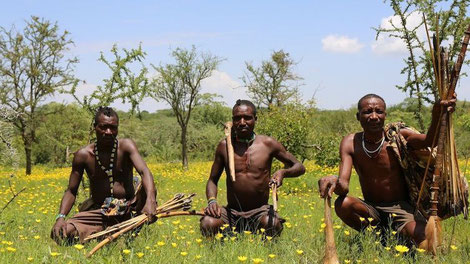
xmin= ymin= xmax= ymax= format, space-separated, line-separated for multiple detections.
xmin=272 ymin=184 xmax=278 ymax=212
xmin=323 ymin=197 xmax=339 ymax=264
xmin=224 ymin=121 xmax=236 ymax=182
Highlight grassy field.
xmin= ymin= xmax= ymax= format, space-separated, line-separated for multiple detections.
xmin=0 ymin=161 xmax=469 ymax=263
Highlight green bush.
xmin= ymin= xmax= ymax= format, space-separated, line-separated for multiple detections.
xmin=256 ymin=103 xmax=313 ymax=161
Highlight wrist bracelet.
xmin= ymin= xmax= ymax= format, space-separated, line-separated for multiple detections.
xmin=207 ymin=199 xmax=217 ymax=206
xmin=55 ymin=213 xmax=66 ymax=221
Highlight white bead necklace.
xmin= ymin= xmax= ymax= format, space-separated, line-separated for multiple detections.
xmin=362 ymin=132 xmax=385 ymax=158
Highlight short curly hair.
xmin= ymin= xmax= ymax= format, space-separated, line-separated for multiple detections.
xmin=94 ymin=106 xmax=119 ymax=127
xmin=233 ymin=99 xmax=257 ymax=116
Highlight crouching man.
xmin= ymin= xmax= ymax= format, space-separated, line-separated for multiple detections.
xmin=51 ymin=107 xmax=157 ymax=244
xmin=200 ymin=100 xmax=305 ymax=237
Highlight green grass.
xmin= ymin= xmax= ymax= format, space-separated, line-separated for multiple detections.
xmin=0 ymin=162 xmax=468 ymax=263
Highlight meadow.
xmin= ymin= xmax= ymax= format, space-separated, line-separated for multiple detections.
xmin=0 ymin=161 xmax=469 ymax=264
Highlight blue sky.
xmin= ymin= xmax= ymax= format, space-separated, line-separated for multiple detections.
xmin=1 ymin=1 xmax=469 ymax=111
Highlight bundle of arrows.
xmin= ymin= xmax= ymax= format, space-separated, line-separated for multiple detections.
xmin=417 ymin=16 xmax=470 ymax=255
xmin=85 ymin=193 xmax=204 ymax=258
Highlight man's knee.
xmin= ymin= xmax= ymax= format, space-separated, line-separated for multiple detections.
xmin=200 ymin=216 xmax=224 ymax=236
xmin=259 ymin=215 xmax=282 ymax=236
xmin=335 ymin=195 xmax=353 ymax=216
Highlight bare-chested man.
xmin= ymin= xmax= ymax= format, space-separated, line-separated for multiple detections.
xmin=51 ymin=107 xmax=157 ymax=244
xmin=200 ymin=100 xmax=305 ymax=237
xmin=318 ymin=94 xmax=455 ymax=246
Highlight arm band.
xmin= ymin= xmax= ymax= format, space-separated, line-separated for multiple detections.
xmin=55 ymin=213 xmax=66 ymax=221
xmin=207 ymin=198 xmax=217 ymax=206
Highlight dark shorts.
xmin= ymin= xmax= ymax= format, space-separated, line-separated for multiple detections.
xmin=359 ymin=200 xmax=427 ymax=233
xmin=216 ymin=205 xmax=285 ymax=232
xmin=66 ymin=209 xmax=132 ymax=242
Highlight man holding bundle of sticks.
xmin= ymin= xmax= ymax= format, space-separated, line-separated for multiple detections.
xmin=318 ymin=94 xmax=456 ymax=247
xmin=200 ymin=99 xmax=305 ymax=237
xmin=51 ymin=106 xmax=157 ymax=244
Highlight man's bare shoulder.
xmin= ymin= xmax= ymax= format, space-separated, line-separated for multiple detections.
xmin=215 ymin=138 xmax=227 ymax=154
xmin=256 ymin=134 xmax=278 ymax=144
xmin=118 ymin=138 xmax=139 ymax=152
xmin=73 ymin=144 xmax=93 ymax=163
xmin=342 ymin=133 xmax=356 ymax=144
xmin=340 ymin=133 xmax=357 ymax=153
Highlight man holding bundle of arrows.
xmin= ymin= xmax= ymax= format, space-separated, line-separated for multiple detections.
xmin=200 ymin=99 xmax=305 ymax=237
xmin=51 ymin=106 xmax=158 ymax=244
xmin=318 ymin=93 xmax=456 ymax=247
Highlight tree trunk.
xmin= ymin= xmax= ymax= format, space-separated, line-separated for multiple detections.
xmin=181 ymin=125 xmax=188 ymax=169
xmin=25 ymin=143 xmax=32 ymax=175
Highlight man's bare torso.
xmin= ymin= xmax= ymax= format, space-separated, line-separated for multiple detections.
xmin=219 ymin=135 xmax=274 ymax=211
xmin=77 ymin=139 xmax=135 ymax=205
xmin=349 ymin=132 xmax=408 ymax=203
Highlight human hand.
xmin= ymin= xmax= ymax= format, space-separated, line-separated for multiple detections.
xmin=318 ymin=175 xmax=339 ymax=198
xmin=51 ymin=218 xmax=67 ymax=243
xmin=441 ymin=92 xmax=457 ymax=113
xmin=204 ymin=201 xmax=221 ymax=218
xmin=434 ymin=93 xmax=457 ymax=113
xmin=269 ymin=170 xmax=284 ymax=187
xmin=142 ymin=200 xmax=158 ymax=223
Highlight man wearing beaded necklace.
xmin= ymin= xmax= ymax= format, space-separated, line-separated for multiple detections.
xmin=51 ymin=106 xmax=157 ymax=244
xmin=318 ymin=93 xmax=455 ymax=247
xmin=200 ymin=99 xmax=306 ymax=237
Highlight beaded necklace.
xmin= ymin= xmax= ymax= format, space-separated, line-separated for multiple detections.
xmin=361 ymin=132 xmax=385 ymax=159
xmin=94 ymin=139 xmax=118 ymax=196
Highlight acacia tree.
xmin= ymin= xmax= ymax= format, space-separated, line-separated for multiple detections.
xmin=150 ymin=46 xmax=221 ymax=168
xmin=242 ymin=50 xmax=302 ymax=109
xmin=67 ymin=44 xmax=149 ymax=139
xmin=375 ymin=0 xmax=470 ymax=131
xmin=0 ymin=17 xmax=78 ymax=174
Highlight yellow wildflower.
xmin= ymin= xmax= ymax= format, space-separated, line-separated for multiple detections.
xmin=157 ymin=241 xmax=165 ymax=246
xmin=195 ymin=255 xmax=202 ymax=259
xmin=344 ymin=230 xmax=350 ymax=236
xmin=450 ymin=245 xmax=458 ymax=250
xmin=50 ymin=252 xmax=61 ymax=257
xmin=244 ymin=230 xmax=252 ymax=235
xmin=73 ymin=244 xmax=84 ymax=250
xmin=238 ymin=256 xmax=248 ymax=262
xmin=122 ymin=249 xmax=131 ymax=255
xmin=268 ymin=254 xmax=276 ymax=258
xmin=6 ymin=247 xmax=16 ymax=252
xmin=296 ymin=249 xmax=303 ymax=255
xmin=320 ymin=223 xmax=326 ymax=228
xmin=416 ymin=248 xmax=425 ymax=253
xmin=181 ymin=251 xmax=188 ymax=256
xmin=395 ymin=245 xmax=409 ymax=253
xmin=136 ymin=252 xmax=144 ymax=258
xmin=252 ymin=258 xmax=264 ymax=264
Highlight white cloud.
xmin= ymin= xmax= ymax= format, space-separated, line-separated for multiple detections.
xmin=200 ymin=70 xmax=247 ymax=106
xmin=372 ymin=11 xmax=425 ymax=55
xmin=321 ymin=35 xmax=364 ymax=53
